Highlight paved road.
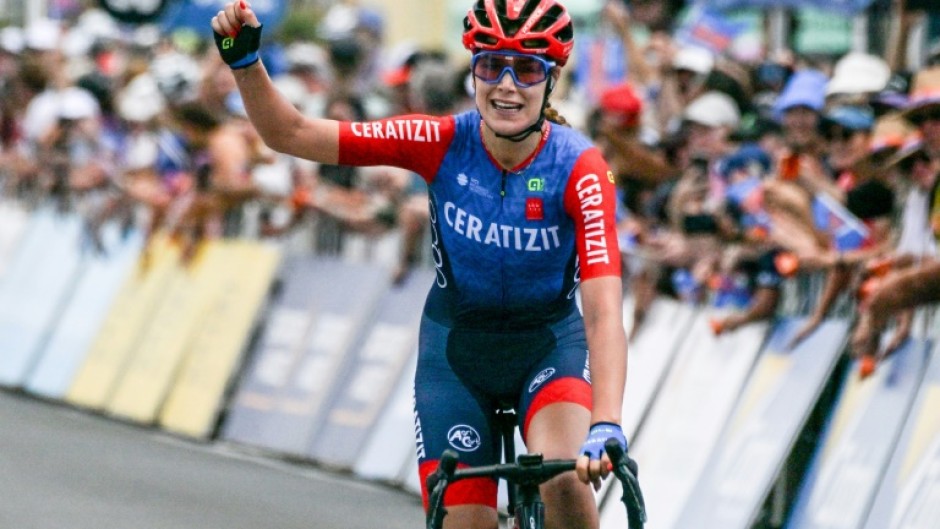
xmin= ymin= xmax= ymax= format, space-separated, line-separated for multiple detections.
xmin=0 ymin=390 xmax=425 ymax=529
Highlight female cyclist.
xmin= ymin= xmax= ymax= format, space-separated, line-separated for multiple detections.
xmin=211 ymin=1 xmax=630 ymax=528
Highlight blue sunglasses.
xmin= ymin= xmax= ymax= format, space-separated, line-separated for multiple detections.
xmin=471 ymin=51 xmax=555 ymax=88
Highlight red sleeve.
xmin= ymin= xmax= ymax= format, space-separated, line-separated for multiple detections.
xmin=337 ymin=114 xmax=455 ymax=183
xmin=562 ymin=148 xmax=622 ymax=280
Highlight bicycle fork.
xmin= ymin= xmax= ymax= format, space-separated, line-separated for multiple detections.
xmin=511 ymin=476 xmax=544 ymax=529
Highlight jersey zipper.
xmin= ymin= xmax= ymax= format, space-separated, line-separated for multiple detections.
xmin=500 ymin=169 xmax=508 ymax=313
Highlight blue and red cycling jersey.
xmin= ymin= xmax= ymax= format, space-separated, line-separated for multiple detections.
xmin=338 ymin=110 xmax=622 ymax=328
xmin=339 ymin=109 xmax=623 ymax=509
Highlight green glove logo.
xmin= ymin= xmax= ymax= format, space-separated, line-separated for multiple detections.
xmin=222 ymin=37 xmax=234 ymax=50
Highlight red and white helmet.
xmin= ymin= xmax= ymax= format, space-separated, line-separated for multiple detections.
xmin=462 ymin=0 xmax=574 ymax=66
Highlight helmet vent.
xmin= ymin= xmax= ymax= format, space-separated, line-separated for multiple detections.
xmin=555 ymin=23 xmax=573 ymax=44
xmin=521 ymin=38 xmax=550 ymax=50
xmin=475 ymin=34 xmax=499 ymax=46
xmin=531 ymin=5 xmax=563 ymax=32
xmin=473 ymin=0 xmax=492 ymax=28
xmin=518 ymin=0 xmax=540 ymax=22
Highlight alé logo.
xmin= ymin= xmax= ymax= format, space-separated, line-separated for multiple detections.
xmin=527 ymin=177 xmax=544 ymax=192
xmin=447 ymin=425 xmax=482 ymax=452
xmin=222 ymin=37 xmax=235 ymax=50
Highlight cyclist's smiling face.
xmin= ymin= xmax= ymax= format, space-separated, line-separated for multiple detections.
xmin=472 ymin=51 xmax=557 ymax=137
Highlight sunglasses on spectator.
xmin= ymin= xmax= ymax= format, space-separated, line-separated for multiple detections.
xmin=471 ymin=51 xmax=555 ymax=88
xmin=911 ymin=108 xmax=940 ymax=125
xmin=899 ymin=152 xmax=932 ymax=172
xmin=825 ymin=128 xmax=861 ymax=142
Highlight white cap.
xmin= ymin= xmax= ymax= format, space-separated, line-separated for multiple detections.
xmin=273 ymin=75 xmax=308 ymax=107
xmin=57 ymin=87 xmax=100 ymax=120
xmin=672 ymin=46 xmax=714 ymax=75
xmin=117 ymin=74 xmax=166 ymax=122
xmin=285 ymin=42 xmax=329 ymax=73
xmin=0 ymin=26 xmax=24 ymax=54
xmin=24 ymin=18 xmax=61 ymax=51
xmin=684 ymin=91 xmax=741 ymax=129
xmin=826 ymin=52 xmax=890 ymax=96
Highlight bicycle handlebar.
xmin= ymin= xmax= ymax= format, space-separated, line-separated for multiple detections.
xmin=447 ymin=454 xmax=576 ymax=487
xmin=426 ymin=439 xmax=647 ymax=529
xmin=605 ymin=438 xmax=648 ymax=528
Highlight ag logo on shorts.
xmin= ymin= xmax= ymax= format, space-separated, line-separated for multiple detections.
xmin=528 ymin=367 xmax=556 ymax=393
xmin=447 ymin=425 xmax=482 ymax=452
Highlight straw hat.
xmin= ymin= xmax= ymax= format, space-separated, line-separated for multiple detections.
xmin=901 ymin=67 xmax=940 ymax=125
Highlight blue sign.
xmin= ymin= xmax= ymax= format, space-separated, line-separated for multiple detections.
xmin=700 ymin=0 xmax=875 ymax=16
xmin=162 ymin=0 xmax=288 ymax=36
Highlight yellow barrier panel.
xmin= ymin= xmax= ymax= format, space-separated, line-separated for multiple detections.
xmin=105 ymin=241 xmax=230 ymax=424
xmin=160 ymin=241 xmax=281 ymax=438
xmin=65 ymin=235 xmax=178 ymax=410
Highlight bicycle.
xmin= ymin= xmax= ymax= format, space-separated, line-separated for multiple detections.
xmin=425 ymin=407 xmax=647 ymax=529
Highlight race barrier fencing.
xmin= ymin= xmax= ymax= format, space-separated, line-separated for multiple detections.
xmin=1 ymin=201 xmax=938 ymax=529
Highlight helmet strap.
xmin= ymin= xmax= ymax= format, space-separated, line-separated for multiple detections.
xmin=489 ymin=76 xmax=555 ymax=143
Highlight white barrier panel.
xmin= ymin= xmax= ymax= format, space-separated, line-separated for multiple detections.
xmin=0 ymin=201 xmax=29 ymax=278
xmin=221 ymin=258 xmax=389 ymax=457
xmin=596 ymin=297 xmax=696 ymax=506
xmin=602 ymin=310 xmax=767 ymax=529
xmin=622 ymin=297 xmax=697 ymax=439
xmin=786 ymin=337 xmax=930 ymax=529
xmin=862 ymin=341 xmax=940 ymax=529
xmin=354 ymin=352 xmax=418 ymax=485
xmin=308 ymin=270 xmax=434 ymax=468
xmin=675 ymin=317 xmax=849 ymax=528
xmin=0 ymin=210 xmax=83 ymax=386
xmin=25 ymin=225 xmax=144 ymax=399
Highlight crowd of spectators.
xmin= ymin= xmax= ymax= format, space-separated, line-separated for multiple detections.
xmin=0 ymin=2 xmax=938 ymax=372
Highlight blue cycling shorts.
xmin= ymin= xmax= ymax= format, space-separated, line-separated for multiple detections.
xmin=413 ymin=308 xmax=592 ymax=509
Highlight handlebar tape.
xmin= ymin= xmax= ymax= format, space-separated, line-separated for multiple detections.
xmin=605 ymin=438 xmax=648 ymax=527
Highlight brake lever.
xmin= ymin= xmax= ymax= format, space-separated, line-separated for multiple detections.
xmin=605 ymin=438 xmax=647 ymax=528
xmin=426 ymin=450 xmax=459 ymax=529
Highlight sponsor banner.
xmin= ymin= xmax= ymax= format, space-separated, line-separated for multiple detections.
xmin=862 ymin=341 xmax=940 ymax=529
xmin=307 ymin=269 xmax=434 ymax=468
xmin=0 ymin=210 xmax=84 ymax=386
xmin=220 ymin=255 xmax=324 ymax=447
xmin=602 ymin=310 xmax=767 ymax=529
xmin=0 ymin=201 xmax=29 ymax=279
xmin=675 ymin=317 xmax=849 ymax=529
xmin=159 ymin=241 xmax=280 ymax=438
xmin=106 ymin=241 xmax=230 ymax=423
xmin=221 ymin=257 xmax=388 ymax=457
xmin=66 ymin=235 xmax=180 ymax=409
xmin=26 ymin=225 xmax=145 ymax=399
xmin=787 ymin=338 xmax=929 ymax=529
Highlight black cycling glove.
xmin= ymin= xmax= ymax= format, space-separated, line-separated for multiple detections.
xmin=214 ymin=24 xmax=263 ymax=70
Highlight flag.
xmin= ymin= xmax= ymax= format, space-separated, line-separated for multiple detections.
xmin=812 ymin=193 xmax=870 ymax=252
xmin=675 ymin=5 xmax=749 ymax=54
